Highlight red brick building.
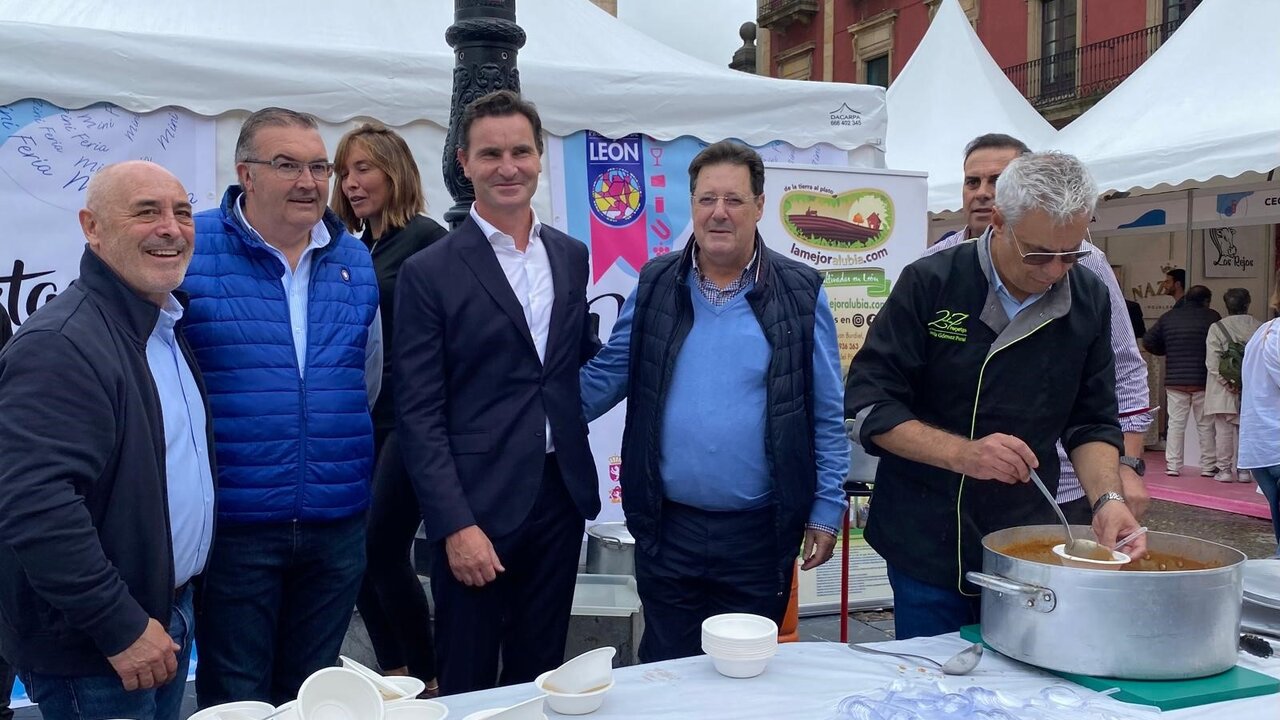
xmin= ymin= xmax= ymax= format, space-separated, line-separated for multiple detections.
xmin=757 ymin=0 xmax=1201 ymax=125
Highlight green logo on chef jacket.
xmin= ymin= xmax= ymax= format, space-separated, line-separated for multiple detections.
xmin=927 ymin=309 xmax=968 ymax=343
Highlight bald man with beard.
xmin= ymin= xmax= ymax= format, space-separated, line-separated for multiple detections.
xmin=0 ymin=161 xmax=215 ymax=720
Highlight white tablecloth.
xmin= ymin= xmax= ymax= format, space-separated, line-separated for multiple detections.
xmin=436 ymin=634 xmax=1280 ymax=719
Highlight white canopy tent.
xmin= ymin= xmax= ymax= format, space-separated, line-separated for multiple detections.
xmin=1053 ymin=0 xmax=1280 ymax=196
xmin=885 ymin=0 xmax=1056 ymax=213
xmin=1049 ymin=0 xmax=1280 ymax=339
xmin=0 ymin=0 xmax=887 ymax=209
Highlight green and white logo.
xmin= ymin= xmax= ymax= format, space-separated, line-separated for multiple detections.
xmin=927 ymin=309 xmax=968 ymax=343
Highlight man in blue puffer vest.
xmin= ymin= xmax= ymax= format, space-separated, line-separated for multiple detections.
xmin=180 ymin=108 xmax=382 ymax=707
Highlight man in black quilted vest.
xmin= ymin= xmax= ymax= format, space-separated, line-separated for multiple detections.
xmin=581 ymin=141 xmax=849 ymax=662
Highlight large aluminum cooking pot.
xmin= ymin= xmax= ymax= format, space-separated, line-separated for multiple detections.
xmin=966 ymin=525 xmax=1245 ymax=680
xmin=586 ymin=522 xmax=635 ymax=575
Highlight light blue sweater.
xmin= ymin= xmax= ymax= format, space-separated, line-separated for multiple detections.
xmin=582 ymin=277 xmax=849 ymax=531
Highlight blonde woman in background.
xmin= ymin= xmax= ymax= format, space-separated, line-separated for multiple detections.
xmin=333 ymin=122 xmax=447 ymax=693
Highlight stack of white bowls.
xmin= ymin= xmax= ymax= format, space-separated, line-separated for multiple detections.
xmin=701 ymin=613 xmax=778 ymax=678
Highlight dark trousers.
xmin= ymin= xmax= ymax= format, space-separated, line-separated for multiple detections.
xmin=195 ymin=514 xmax=366 ymax=707
xmin=885 ymin=562 xmax=981 ymax=640
xmin=0 ymin=655 xmax=12 ymax=720
xmin=356 ymin=428 xmax=436 ymax=679
xmin=635 ymin=502 xmax=794 ymax=663
xmin=431 ymin=454 xmax=583 ymax=695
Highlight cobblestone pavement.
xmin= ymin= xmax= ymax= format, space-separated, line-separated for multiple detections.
xmin=1143 ymin=497 xmax=1277 ymax=559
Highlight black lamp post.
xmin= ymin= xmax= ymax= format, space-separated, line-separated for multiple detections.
xmin=442 ymin=0 xmax=526 ymax=229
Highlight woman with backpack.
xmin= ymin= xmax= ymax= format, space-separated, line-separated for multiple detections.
xmin=1206 ymin=288 xmax=1262 ymax=483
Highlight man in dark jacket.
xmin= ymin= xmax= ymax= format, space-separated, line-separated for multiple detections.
xmin=396 ymin=91 xmax=600 ymax=693
xmin=580 ymin=141 xmax=848 ymax=662
xmin=846 ymin=152 xmax=1146 ymax=639
xmin=1145 ymin=285 xmax=1221 ymax=476
xmin=0 ymin=161 xmax=214 ymax=720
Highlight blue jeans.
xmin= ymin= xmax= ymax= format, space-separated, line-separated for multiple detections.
xmin=20 ymin=585 xmax=194 ymax=720
xmin=885 ymin=563 xmax=981 ymax=640
xmin=194 ymin=514 xmax=366 ymax=707
xmin=1250 ymin=465 xmax=1280 ymax=555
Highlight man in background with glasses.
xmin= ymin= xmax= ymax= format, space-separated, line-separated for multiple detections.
xmin=581 ymin=141 xmax=848 ymax=661
xmin=928 ymin=134 xmax=1152 ymax=528
xmin=180 ymin=108 xmax=381 ymax=706
xmin=846 ymin=152 xmax=1146 ymax=639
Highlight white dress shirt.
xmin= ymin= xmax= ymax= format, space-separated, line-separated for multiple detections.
xmin=1239 ymin=319 xmax=1280 ymax=469
xmin=470 ymin=204 xmax=556 ymax=452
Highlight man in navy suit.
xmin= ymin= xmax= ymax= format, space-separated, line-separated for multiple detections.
xmin=395 ymin=90 xmax=601 ymax=694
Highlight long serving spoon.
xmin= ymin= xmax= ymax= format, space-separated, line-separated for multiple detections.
xmin=1027 ymin=468 xmax=1104 ymax=559
xmin=848 ymin=642 xmax=984 ymax=675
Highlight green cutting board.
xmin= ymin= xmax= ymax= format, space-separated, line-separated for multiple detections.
xmin=959 ymin=624 xmax=1279 ymax=711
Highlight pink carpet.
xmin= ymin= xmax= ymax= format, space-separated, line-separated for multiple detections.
xmin=1142 ymin=450 xmax=1271 ymax=519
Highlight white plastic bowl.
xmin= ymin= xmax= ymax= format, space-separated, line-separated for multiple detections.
xmin=701 ymin=642 xmax=777 ymax=660
xmin=272 ymin=701 xmax=301 ymax=720
xmin=188 ymin=701 xmax=276 ymax=720
xmin=383 ymin=699 xmax=450 ymax=720
xmin=542 ymin=646 xmax=615 ymax=695
xmin=298 ymin=667 xmax=386 ymax=720
xmin=709 ymin=652 xmax=773 ymax=678
xmin=534 ymin=670 xmax=613 ymax=715
xmin=381 ymin=675 xmax=428 ymax=705
xmin=701 ymin=613 xmax=777 ymax=644
xmin=1052 ymin=543 xmax=1131 ymax=570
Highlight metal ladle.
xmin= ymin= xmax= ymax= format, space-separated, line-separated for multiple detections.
xmin=848 ymin=641 xmax=984 ymax=675
xmin=1028 ymin=468 xmax=1108 ymax=560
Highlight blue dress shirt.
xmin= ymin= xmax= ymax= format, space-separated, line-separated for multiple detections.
xmin=580 ymin=280 xmax=849 ymax=532
xmin=146 ymin=296 xmax=216 ymax=587
xmin=985 ymin=239 xmax=1044 ymax=320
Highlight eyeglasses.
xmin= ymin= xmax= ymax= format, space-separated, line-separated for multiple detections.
xmin=692 ymin=193 xmax=756 ymax=210
xmin=243 ymin=158 xmax=334 ymax=180
xmin=1009 ymin=226 xmax=1093 ymax=266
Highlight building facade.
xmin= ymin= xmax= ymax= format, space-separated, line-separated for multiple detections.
xmin=758 ymin=0 xmax=1201 ymax=125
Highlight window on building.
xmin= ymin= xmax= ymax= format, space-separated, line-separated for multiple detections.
xmin=1040 ymin=0 xmax=1076 ymax=98
xmin=865 ymin=54 xmax=889 ymax=88
xmin=1162 ymin=0 xmax=1202 ymax=24
xmin=1162 ymin=0 xmax=1201 ymax=40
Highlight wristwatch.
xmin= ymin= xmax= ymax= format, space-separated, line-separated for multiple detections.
xmin=1119 ymin=455 xmax=1146 ymax=477
xmin=1092 ymin=491 xmax=1126 ymax=515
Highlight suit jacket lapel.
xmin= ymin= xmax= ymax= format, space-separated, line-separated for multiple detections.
xmin=456 ymin=218 xmax=538 ymax=357
xmin=542 ymin=228 xmax=574 ymax=355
